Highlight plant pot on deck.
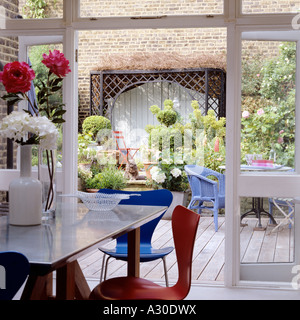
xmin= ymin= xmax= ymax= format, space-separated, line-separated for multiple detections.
xmin=143 ymin=162 xmax=157 ymax=179
xmin=163 ymin=190 xmax=190 ymax=220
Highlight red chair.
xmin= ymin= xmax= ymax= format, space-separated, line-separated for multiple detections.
xmin=89 ymin=205 xmax=200 ymax=300
xmin=113 ymin=131 xmax=139 ymax=168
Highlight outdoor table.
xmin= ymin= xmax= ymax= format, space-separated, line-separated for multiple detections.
xmin=0 ymin=199 xmax=166 ymax=300
xmin=240 ymin=165 xmax=293 ymax=230
xmin=219 ymin=164 xmax=293 ymax=231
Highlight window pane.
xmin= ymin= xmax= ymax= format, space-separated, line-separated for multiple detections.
xmin=0 ymin=36 xmax=18 ymax=203
xmin=240 ymin=196 xmax=294 ymax=264
xmin=0 ymin=0 xmax=63 ymax=20
xmin=241 ymin=40 xmax=296 ymax=170
xmin=80 ymin=0 xmax=224 ymax=17
xmin=242 ymin=0 xmax=300 ymax=14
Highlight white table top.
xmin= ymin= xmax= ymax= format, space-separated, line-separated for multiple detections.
xmin=219 ymin=165 xmax=293 ymax=172
xmin=0 ymin=199 xmax=166 ymax=274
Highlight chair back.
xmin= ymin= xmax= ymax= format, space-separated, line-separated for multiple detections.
xmin=185 ymin=164 xmax=225 ymax=197
xmin=98 ymin=189 xmax=173 ymax=253
xmin=0 ymin=251 xmax=30 ymax=300
xmin=113 ymin=131 xmax=127 ymax=150
xmin=172 ymin=205 xmax=200 ymax=297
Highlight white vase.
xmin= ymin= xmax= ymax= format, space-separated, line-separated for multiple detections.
xmin=9 ymin=145 xmax=42 ymax=226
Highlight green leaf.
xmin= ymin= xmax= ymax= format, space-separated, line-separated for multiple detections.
xmin=52 ymin=118 xmax=66 ymax=124
xmin=53 ymin=109 xmax=66 ymax=117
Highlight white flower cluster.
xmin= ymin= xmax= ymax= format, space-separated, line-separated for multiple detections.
xmin=150 ymin=166 xmax=166 ymax=184
xmin=0 ymin=111 xmax=59 ymax=150
xmin=150 ymin=166 xmax=182 ymax=184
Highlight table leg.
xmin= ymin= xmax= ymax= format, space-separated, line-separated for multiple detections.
xmin=21 ymin=273 xmax=53 ymax=300
xmin=56 ymin=260 xmax=91 ymax=300
xmin=241 ymin=197 xmax=277 ymax=231
xmin=127 ymin=227 xmax=140 ymax=277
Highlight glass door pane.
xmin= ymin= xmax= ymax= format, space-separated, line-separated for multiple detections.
xmin=241 ymin=40 xmax=296 ymax=170
xmin=0 ymin=0 xmax=63 ymax=20
xmin=79 ymin=0 xmax=224 ymax=17
xmin=239 ymin=31 xmax=300 ymax=283
xmin=242 ymin=0 xmax=300 ymax=14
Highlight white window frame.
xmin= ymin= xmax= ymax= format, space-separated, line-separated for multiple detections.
xmin=0 ymin=0 xmax=299 ymax=289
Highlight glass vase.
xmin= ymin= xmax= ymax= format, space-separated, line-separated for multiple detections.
xmin=38 ymin=147 xmax=57 ymax=218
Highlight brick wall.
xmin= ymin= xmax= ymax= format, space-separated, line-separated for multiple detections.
xmin=80 ymin=0 xmax=224 ymax=16
xmin=78 ymin=27 xmax=228 ymax=124
xmin=242 ymin=0 xmax=300 ymax=14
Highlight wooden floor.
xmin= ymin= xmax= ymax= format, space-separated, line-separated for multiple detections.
xmin=78 ymin=215 xmax=294 ymax=285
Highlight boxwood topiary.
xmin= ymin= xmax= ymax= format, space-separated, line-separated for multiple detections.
xmin=82 ymin=115 xmax=111 ymax=138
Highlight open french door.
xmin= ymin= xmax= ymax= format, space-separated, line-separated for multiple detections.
xmin=237 ymin=30 xmax=300 ymax=285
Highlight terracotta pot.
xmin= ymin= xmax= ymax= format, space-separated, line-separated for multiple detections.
xmin=143 ymin=162 xmax=157 ymax=179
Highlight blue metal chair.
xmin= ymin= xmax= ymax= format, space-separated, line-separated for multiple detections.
xmin=0 ymin=251 xmax=30 ymax=300
xmin=98 ymin=189 xmax=173 ymax=286
xmin=184 ymin=165 xmax=225 ymax=232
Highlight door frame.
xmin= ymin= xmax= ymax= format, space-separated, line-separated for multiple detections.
xmin=225 ymin=26 xmax=300 ymax=287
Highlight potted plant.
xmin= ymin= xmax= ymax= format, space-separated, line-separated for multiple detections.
xmin=78 ymin=132 xmax=97 ymax=170
xmin=147 ymin=152 xmax=189 ymax=219
xmin=80 ymin=165 xmax=127 ymax=192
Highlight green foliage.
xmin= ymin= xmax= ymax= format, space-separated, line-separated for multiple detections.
xmin=82 ymin=116 xmax=112 ymax=138
xmin=85 ymin=166 xmax=127 ymax=190
xmin=260 ymin=42 xmax=296 ymax=101
xmin=28 ymin=45 xmax=67 ymax=124
xmin=241 ymin=51 xmax=264 ymax=97
xmin=188 ymin=103 xmax=226 ymax=171
xmin=241 ymin=42 xmax=296 ymax=167
xmin=22 ymin=0 xmax=48 ymax=19
xmin=146 ymin=99 xmax=226 ymax=174
xmin=150 ymin=99 xmax=178 ymax=127
xmin=147 ymin=153 xmax=189 ymax=192
xmin=78 ymin=132 xmax=97 ymax=163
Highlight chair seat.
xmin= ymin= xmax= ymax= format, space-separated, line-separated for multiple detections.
xmin=91 ymin=205 xmax=200 ymax=301
xmin=99 ymin=246 xmax=174 ymax=262
xmin=90 ymin=276 xmax=183 ymax=300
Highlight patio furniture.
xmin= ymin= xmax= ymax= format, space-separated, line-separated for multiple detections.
xmin=98 ymin=188 xmax=174 ymax=286
xmin=241 ymin=197 xmax=277 ymax=231
xmin=269 ymin=198 xmax=294 ymax=232
xmin=113 ymin=131 xmax=139 ymax=168
xmin=90 ymin=205 xmax=200 ymax=300
xmin=0 ymin=251 xmax=30 ymax=300
xmin=185 ymin=165 xmax=225 ymax=232
xmin=0 ymin=200 xmax=166 ymax=300
xmin=239 ymin=165 xmax=292 ymax=230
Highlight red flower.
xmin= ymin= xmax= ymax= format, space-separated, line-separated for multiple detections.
xmin=42 ymin=49 xmax=71 ymax=78
xmin=0 ymin=61 xmax=35 ymax=93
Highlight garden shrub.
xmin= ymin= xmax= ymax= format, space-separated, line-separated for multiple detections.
xmin=241 ymin=42 xmax=296 ymax=167
xmin=82 ymin=115 xmax=112 ymax=138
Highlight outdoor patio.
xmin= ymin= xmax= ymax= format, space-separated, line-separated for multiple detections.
xmin=78 ymin=215 xmax=293 ymax=285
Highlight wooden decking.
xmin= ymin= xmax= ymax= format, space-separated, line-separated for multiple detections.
xmin=78 ymin=216 xmax=293 ymax=285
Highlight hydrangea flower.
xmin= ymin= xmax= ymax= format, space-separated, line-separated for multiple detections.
xmin=151 ymin=170 xmax=166 ymax=184
xmin=170 ymin=168 xmax=181 ymax=178
xmin=0 ymin=111 xmax=59 ymax=150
